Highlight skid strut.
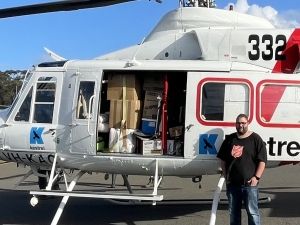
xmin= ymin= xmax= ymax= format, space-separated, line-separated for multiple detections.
xmin=209 ymin=176 xmax=225 ymax=225
xmin=50 ymin=171 xmax=85 ymax=225
xmin=152 ymin=159 xmax=163 ymax=205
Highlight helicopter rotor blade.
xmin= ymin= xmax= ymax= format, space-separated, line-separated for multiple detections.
xmin=0 ymin=0 xmax=135 ymax=19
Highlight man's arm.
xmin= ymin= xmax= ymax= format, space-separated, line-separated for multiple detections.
xmin=255 ymin=161 xmax=266 ymax=179
xmin=249 ymin=161 xmax=266 ymax=186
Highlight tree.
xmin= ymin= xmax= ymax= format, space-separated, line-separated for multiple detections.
xmin=0 ymin=70 xmax=25 ymax=106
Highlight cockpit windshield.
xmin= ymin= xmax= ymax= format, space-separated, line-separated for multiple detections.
xmin=7 ymin=70 xmax=33 ymax=116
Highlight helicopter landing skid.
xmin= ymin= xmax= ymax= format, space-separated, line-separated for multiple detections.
xmin=30 ymin=156 xmax=164 ymax=225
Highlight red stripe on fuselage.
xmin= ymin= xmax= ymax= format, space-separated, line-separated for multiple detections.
xmin=261 ymin=29 xmax=300 ymax=122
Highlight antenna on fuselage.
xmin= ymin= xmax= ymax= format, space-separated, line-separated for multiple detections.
xmin=181 ymin=0 xmax=216 ymax=8
xmin=124 ymin=37 xmax=145 ymax=67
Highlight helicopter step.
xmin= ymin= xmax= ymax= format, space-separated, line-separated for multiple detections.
xmin=30 ymin=190 xmax=163 ymax=201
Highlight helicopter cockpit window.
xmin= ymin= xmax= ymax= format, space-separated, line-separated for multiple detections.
xmin=33 ymin=77 xmax=56 ymax=123
xmin=76 ymin=81 xmax=95 ymax=119
xmin=14 ymin=87 xmax=33 ymax=122
xmin=9 ymin=71 xmax=33 ymax=117
xmin=201 ymin=82 xmax=249 ymax=121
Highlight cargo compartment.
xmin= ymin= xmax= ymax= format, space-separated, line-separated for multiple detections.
xmin=97 ymin=71 xmax=187 ymax=157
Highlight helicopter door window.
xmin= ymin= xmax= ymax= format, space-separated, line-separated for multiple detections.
xmin=201 ymin=83 xmax=225 ymax=121
xmin=33 ymin=77 xmax=56 ymax=123
xmin=14 ymin=87 xmax=33 ymax=122
xmin=76 ymin=81 xmax=95 ymax=119
xmin=200 ymin=81 xmax=250 ymax=122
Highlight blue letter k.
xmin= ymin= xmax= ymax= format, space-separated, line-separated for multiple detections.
xmin=30 ymin=127 xmax=44 ymax=144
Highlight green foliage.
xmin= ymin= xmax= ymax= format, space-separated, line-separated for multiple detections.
xmin=0 ymin=70 xmax=25 ymax=106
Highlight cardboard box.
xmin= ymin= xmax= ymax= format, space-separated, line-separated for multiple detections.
xmin=144 ymin=90 xmax=162 ymax=101
xmin=142 ymin=91 xmax=162 ymax=119
xmin=169 ymin=126 xmax=183 ymax=138
xmin=109 ymin=100 xmax=141 ymax=129
xmin=136 ymin=137 xmax=163 ymax=155
xmin=143 ymin=76 xmax=163 ymax=91
xmin=142 ymin=100 xmax=159 ymax=119
xmin=107 ymin=74 xmax=141 ymax=100
xmin=136 ymin=137 xmax=178 ymax=155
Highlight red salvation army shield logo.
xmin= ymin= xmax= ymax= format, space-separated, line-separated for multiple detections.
xmin=231 ymin=145 xmax=243 ymax=158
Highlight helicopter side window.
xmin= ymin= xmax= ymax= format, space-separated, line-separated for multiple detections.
xmin=33 ymin=77 xmax=56 ymax=123
xmin=201 ymin=83 xmax=225 ymax=120
xmin=201 ymin=82 xmax=249 ymax=121
xmin=259 ymin=83 xmax=300 ymax=124
xmin=76 ymin=81 xmax=95 ymax=119
xmin=14 ymin=87 xmax=33 ymax=122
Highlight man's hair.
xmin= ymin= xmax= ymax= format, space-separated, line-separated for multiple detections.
xmin=236 ymin=113 xmax=248 ymax=122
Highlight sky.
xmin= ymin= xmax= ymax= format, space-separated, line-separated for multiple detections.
xmin=0 ymin=0 xmax=299 ymax=71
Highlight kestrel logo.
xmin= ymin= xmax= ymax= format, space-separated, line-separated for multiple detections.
xmin=199 ymin=134 xmax=218 ymax=155
xmin=30 ymin=127 xmax=44 ymax=144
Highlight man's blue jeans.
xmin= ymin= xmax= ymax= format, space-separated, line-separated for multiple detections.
xmin=226 ymin=184 xmax=260 ymax=225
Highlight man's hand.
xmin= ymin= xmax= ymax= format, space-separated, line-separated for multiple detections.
xmin=248 ymin=176 xmax=259 ymax=186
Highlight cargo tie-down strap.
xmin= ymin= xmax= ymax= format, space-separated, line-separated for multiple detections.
xmin=121 ymin=76 xmax=128 ymax=149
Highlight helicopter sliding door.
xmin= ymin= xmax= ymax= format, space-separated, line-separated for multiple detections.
xmin=4 ymin=72 xmax=63 ymax=156
xmin=184 ymin=72 xmax=253 ymax=159
xmin=70 ymin=70 xmax=100 ymax=155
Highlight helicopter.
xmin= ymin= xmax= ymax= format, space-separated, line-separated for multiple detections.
xmin=0 ymin=0 xmax=300 ymax=224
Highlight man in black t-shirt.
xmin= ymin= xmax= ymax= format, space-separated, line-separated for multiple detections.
xmin=217 ymin=114 xmax=267 ymax=225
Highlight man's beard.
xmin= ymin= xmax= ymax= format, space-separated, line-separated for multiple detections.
xmin=237 ymin=127 xmax=247 ymax=135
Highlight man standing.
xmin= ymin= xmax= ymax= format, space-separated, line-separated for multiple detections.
xmin=217 ymin=114 xmax=267 ymax=225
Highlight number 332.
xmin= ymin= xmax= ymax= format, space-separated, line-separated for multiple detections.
xmin=248 ymin=34 xmax=286 ymax=61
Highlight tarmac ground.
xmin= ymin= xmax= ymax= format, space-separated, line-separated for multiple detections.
xmin=1 ymin=160 xmax=300 ymax=225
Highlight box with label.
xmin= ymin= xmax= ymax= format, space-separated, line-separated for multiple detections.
xmin=142 ymin=91 xmax=162 ymax=119
xmin=136 ymin=137 xmax=162 ymax=155
xmin=109 ymin=100 xmax=141 ymax=129
xmin=107 ymin=74 xmax=141 ymax=100
xmin=144 ymin=90 xmax=162 ymax=101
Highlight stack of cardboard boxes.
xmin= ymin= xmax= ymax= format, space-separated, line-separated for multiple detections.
xmin=136 ymin=76 xmax=164 ymax=155
xmin=107 ymin=74 xmax=142 ymax=153
xmin=141 ymin=76 xmax=163 ymax=135
xmin=108 ymin=74 xmax=142 ymax=129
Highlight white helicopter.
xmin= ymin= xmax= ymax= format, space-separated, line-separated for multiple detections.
xmin=0 ymin=0 xmax=299 ymax=224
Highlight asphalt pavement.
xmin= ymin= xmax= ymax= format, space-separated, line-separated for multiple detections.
xmin=1 ymin=160 xmax=300 ymax=225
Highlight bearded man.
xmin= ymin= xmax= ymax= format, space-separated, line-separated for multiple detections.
xmin=217 ymin=114 xmax=267 ymax=225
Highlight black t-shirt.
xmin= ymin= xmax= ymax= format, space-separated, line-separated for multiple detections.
xmin=217 ymin=132 xmax=267 ymax=185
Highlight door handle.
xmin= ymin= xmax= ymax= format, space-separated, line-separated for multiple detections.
xmin=185 ymin=124 xmax=194 ymax=131
xmin=48 ymin=129 xmax=56 ymax=135
xmin=87 ymin=95 xmax=95 ymax=136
